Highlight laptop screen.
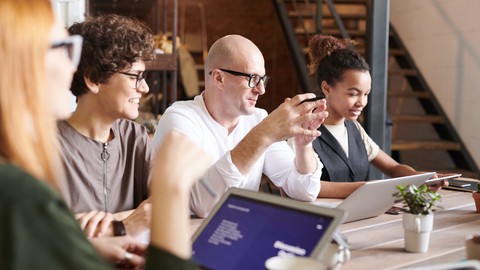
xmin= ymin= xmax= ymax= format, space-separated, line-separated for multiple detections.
xmin=192 ymin=189 xmax=342 ymax=270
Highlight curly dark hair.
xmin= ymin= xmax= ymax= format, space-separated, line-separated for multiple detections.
xmin=68 ymin=14 xmax=155 ymax=97
xmin=306 ymin=35 xmax=369 ymax=87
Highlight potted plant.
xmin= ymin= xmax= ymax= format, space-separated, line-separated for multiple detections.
xmin=396 ymin=184 xmax=441 ymax=253
xmin=473 ymin=183 xmax=480 ymax=213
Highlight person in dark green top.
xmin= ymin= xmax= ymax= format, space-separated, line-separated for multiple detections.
xmin=0 ymin=0 xmax=210 ymax=269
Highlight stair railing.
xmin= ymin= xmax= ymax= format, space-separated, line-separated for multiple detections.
xmin=290 ymin=0 xmax=312 ymax=41
xmin=323 ymin=0 xmax=351 ymax=40
xmin=272 ymin=0 xmax=355 ymax=95
xmin=273 ymin=0 xmax=313 ymax=92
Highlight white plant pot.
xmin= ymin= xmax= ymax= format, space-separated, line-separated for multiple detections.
xmin=402 ymin=212 xmax=434 ymax=253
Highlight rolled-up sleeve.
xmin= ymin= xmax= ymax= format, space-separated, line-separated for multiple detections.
xmin=263 ymin=141 xmax=322 ymax=201
xmin=189 ymin=151 xmax=248 ymax=218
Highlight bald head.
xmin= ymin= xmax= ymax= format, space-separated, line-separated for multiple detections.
xmin=203 ymin=35 xmax=266 ymax=122
xmin=205 ymin=35 xmax=264 ymax=74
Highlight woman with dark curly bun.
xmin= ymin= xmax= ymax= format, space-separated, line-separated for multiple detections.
xmin=307 ymin=35 xmax=446 ymax=198
xmin=57 ymin=14 xmax=156 ymax=239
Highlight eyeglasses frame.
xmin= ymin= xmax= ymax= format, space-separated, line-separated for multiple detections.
xmin=118 ymin=71 xmax=148 ymax=89
xmin=50 ymin=35 xmax=83 ymax=68
xmin=209 ymin=68 xmax=269 ymax=88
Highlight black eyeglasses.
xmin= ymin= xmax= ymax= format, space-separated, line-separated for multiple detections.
xmin=209 ymin=68 xmax=269 ymax=88
xmin=118 ymin=71 xmax=148 ymax=89
xmin=50 ymin=35 xmax=83 ymax=68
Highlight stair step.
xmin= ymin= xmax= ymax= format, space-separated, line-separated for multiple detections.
xmin=284 ymin=0 xmax=368 ymax=3
xmin=389 ymin=48 xmax=405 ymax=56
xmin=388 ymin=90 xmax=430 ymax=99
xmin=295 ymin=27 xmax=365 ymax=37
xmin=198 ymin=81 xmax=205 ymax=87
xmin=331 ymin=0 xmax=369 ymax=3
xmin=388 ymin=69 xmax=417 ymax=76
xmin=187 ymin=48 xmax=204 ymax=54
xmin=289 ymin=11 xmax=367 ymax=20
xmin=323 ymin=28 xmax=365 ymax=36
xmin=390 ymin=114 xmax=445 ymax=124
xmin=301 ymin=45 xmax=365 ymax=54
xmin=391 ymin=140 xmax=461 ymax=151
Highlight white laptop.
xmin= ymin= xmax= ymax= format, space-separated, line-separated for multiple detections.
xmin=191 ymin=187 xmax=346 ymax=270
xmin=336 ymin=172 xmax=435 ymax=223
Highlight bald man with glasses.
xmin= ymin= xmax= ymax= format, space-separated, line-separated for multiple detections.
xmin=153 ymin=34 xmax=328 ymax=218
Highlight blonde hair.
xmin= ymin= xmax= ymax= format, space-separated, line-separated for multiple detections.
xmin=0 ymin=0 xmax=62 ymax=187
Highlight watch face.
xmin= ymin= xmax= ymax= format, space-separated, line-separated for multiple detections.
xmin=113 ymin=220 xmax=127 ymax=236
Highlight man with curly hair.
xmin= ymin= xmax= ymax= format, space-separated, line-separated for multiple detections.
xmin=58 ymin=14 xmax=155 ymax=239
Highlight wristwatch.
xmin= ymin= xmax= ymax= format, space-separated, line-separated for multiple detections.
xmin=112 ymin=220 xmax=127 ymax=236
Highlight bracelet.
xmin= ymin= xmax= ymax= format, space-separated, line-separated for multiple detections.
xmin=112 ymin=220 xmax=127 ymax=236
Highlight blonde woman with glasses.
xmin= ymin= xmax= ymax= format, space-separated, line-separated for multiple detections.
xmin=0 ymin=0 xmax=209 ymax=269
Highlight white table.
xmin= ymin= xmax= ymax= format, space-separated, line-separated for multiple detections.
xmin=189 ymin=188 xmax=480 ymax=269
xmin=340 ymin=189 xmax=480 ymax=269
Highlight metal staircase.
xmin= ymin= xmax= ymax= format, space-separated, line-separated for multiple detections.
xmin=274 ymin=0 xmax=480 ymax=178
xmin=388 ymin=25 xmax=479 ymax=177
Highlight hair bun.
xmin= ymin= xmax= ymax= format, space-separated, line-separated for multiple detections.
xmin=306 ymin=35 xmax=357 ymax=75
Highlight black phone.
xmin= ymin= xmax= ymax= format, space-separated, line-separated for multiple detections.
xmin=445 ymin=179 xmax=478 ymax=192
xmin=299 ymin=96 xmax=325 ymax=105
xmin=449 ymin=180 xmax=472 ymax=188
xmin=385 ymin=206 xmax=404 ymax=215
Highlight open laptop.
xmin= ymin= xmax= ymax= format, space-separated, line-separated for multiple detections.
xmin=336 ymin=172 xmax=435 ymax=223
xmin=191 ymin=187 xmax=346 ymax=270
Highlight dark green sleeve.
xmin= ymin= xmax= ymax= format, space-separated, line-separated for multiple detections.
xmin=145 ymin=246 xmax=199 ymax=270
xmin=0 ymin=166 xmax=112 ymax=270
xmin=0 ymin=164 xmax=198 ymax=270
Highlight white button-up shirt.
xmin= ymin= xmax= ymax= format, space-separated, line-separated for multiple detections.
xmin=153 ymin=95 xmax=322 ymax=217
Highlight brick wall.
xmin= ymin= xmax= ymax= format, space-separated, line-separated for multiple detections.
xmin=186 ymin=0 xmax=302 ymax=112
xmin=91 ymin=0 xmax=303 ymax=113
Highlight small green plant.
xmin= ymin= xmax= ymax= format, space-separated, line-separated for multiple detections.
xmin=396 ymin=184 xmax=441 ymax=215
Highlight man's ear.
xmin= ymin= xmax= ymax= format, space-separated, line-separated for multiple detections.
xmin=84 ymin=75 xmax=100 ymax=94
xmin=209 ymin=69 xmax=225 ymax=90
xmin=321 ymin=81 xmax=331 ymax=98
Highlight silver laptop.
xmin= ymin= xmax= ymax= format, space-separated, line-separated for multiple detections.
xmin=191 ymin=187 xmax=346 ymax=270
xmin=337 ymin=172 xmax=435 ymax=223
